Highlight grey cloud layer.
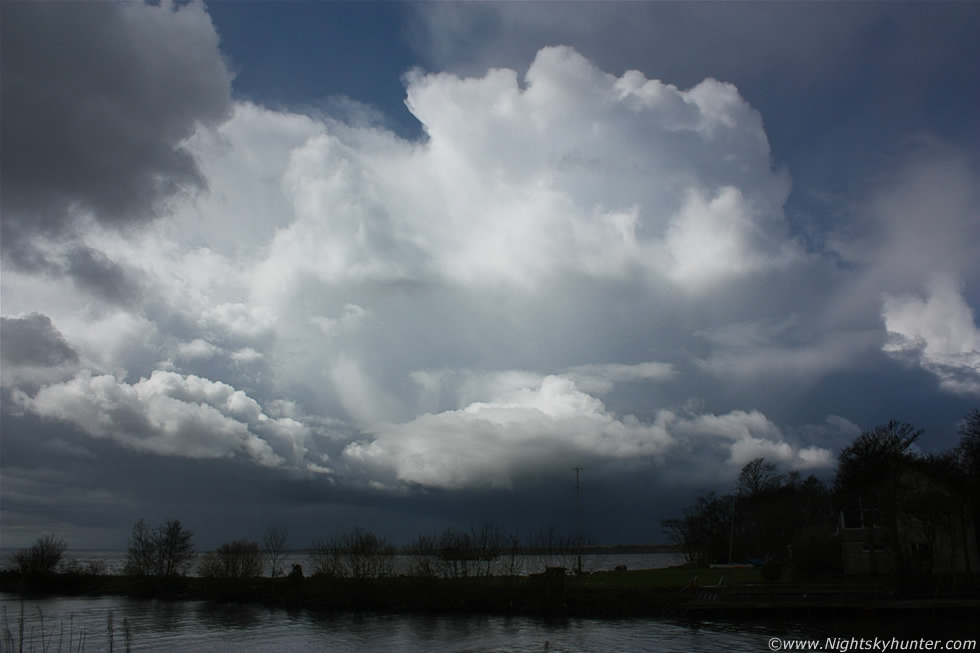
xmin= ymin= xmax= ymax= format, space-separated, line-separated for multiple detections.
xmin=1 ymin=314 xmax=78 ymax=368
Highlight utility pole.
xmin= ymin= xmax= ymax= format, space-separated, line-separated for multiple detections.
xmin=573 ymin=466 xmax=583 ymax=574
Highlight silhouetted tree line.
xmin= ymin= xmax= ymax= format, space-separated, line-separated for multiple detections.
xmin=311 ymin=527 xmax=396 ymax=579
xmin=661 ymin=409 xmax=980 ymax=581
xmin=661 ymin=461 xmax=830 ymax=573
xmin=6 ymin=518 xmax=593 ymax=588
xmin=308 ymin=522 xmax=586 ymax=581
xmin=199 ymin=540 xmax=264 ymax=580
xmin=834 ymin=412 xmax=980 ymax=579
xmin=405 ymin=522 xmax=520 ymax=579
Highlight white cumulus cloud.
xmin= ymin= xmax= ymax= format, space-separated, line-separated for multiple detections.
xmin=16 ymin=371 xmax=319 ymax=469
xmin=883 ymin=277 xmax=980 ymax=395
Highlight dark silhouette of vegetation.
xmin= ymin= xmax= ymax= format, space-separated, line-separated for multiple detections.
xmin=663 ymin=459 xmax=832 ymax=573
xmin=661 ymin=491 xmax=731 ymax=567
xmin=124 ymin=518 xmax=195 ymax=578
xmin=834 ymin=420 xmax=922 ymax=577
xmin=406 ymin=533 xmax=438 ymax=577
xmin=404 ymin=523 xmax=526 ymax=579
xmin=956 ymin=408 xmax=980 ymax=559
xmin=471 ymin=521 xmax=506 ymax=577
xmin=263 ymin=526 xmax=289 ymax=578
xmin=663 ymin=410 xmax=980 ymax=590
xmin=199 ymin=539 xmax=263 ymax=579
xmin=311 ymin=527 xmax=395 ymax=579
xmin=527 ymin=524 xmax=582 ymax=572
xmin=10 ymin=535 xmax=67 ymax=576
xmin=435 ymin=527 xmax=480 ymax=579
xmin=903 ymin=452 xmax=969 ymax=576
xmin=738 ymin=457 xmax=782 ymax=495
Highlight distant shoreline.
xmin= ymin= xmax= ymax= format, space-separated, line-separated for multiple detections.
xmin=3 ymin=566 xmax=977 ymax=625
xmin=0 ymin=544 xmax=685 ymax=556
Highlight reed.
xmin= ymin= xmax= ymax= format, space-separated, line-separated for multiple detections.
xmin=0 ymin=605 xmax=131 ymax=653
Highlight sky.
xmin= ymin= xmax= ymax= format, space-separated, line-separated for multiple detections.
xmin=1 ymin=1 xmax=978 ymax=551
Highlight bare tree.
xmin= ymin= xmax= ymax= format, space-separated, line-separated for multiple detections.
xmin=738 ymin=458 xmax=783 ymax=496
xmin=528 ymin=525 xmax=577 ymax=572
xmin=471 ymin=521 xmax=505 ymax=578
xmin=502 ymin=534 xmax=522 ymax=576
xmin=436 ymin=527 xmax=476 ymax=579
xmin=310 ymin=536 xmax=343 ymax=577
xmin=124 ymin=519 xmax=155 ymax=576
xmin=124 ymin=518 xmax=195 ymax=578
xmin=262 ymin=526 xmax=289 ymax=578
xmin=406 ymin=534 xmax=438 ymax=578
xmin=311 ymin=527 xmax=395 ymax=579
xmin=199 ymin=540 xmax=263 ymax=579
xmin=346 ymin=527 xmax=395 ymax=579
xmin=156 ymin=520 xmax=195 ymax=577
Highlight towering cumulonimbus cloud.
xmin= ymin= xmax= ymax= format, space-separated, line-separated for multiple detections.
xmin=3 ymin=25 xmax=976 ymax=509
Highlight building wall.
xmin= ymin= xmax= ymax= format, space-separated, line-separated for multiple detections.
xmin=838 ymin=526 xmax=893 ymax=575
xmin=838 ymin=507 xmax=979 ymax=575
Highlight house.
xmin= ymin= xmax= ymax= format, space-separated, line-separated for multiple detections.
xmin=835 ymin=474 xmax=979 ymax=576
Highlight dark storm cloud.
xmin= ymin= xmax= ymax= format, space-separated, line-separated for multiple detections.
xmin=0 ymin=0 xmax=232 ymax=254
xmin=0 ymin=401 xmax=698 ymax=549
xmin=0 ymin=313 xmax=79 ymax=367
xmin=64 ymin=246 xmax=143 ymax=306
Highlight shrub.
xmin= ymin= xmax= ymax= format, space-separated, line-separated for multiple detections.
xmin=199 ymin=539 xmax=263 ymax=579
xmin=311 ymin=527 xmax=395 ymax=579
xmin=11 ymin=535 xmax=67 ymax=575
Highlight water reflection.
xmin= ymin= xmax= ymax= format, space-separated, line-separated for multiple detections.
xmin=0 ymin=592 xmax=964 ymax=653
xmin=0 ymin=593 xmax=792 ymax=652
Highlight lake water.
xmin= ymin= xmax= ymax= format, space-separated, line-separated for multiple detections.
xmin=1 ymin=592 xmax=828 ymax=652
xmin=2 ymin=552 xmax=971 ymax=651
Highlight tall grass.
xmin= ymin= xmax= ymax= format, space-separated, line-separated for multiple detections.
xmin=0 ymin=604 xmax=130 ymax=653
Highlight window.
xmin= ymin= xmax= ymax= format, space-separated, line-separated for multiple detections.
xmin=840 ymin=505 xmax=864 ymax=529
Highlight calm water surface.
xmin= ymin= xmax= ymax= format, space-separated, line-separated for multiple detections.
xmin=1 ymin=592 xmax=824 ymax=652
xmin=3 ymin=553 xmax=969 ymax=651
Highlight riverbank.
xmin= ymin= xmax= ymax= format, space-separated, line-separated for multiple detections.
xmin=2 ymin=567 xmax=977 ymax=621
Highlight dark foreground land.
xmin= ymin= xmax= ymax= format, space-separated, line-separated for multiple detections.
xmin=3 ymin=567 xmax=979 ymax=623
